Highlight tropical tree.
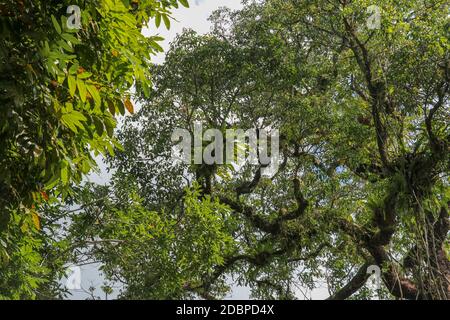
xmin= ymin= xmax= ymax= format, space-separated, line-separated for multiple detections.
xmin=71 ymin=0 xmax=448 ymax=299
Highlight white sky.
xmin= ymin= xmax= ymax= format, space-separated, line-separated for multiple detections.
xmin=143 ymin=0 xmax=244 ymax=64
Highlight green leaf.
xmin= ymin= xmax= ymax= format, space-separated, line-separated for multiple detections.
xmin=179 ymin=0 xmax=189 ymax=8
xmin=60 ymin=163 xmax=68 ymax=184
xmin=69 ymin=63 xmax=79 ymax=75
xmin=58 ymin=39 xmax=74 ymax=52
xmin=61 ymin=33 xmax=81 ymax=45
xmin=150 ymin=40 xmax=164 ymax=52
xmin=61 ymin=115 xmax=77 ymax=133
xmin=87 ymin=84 xmax=101 ymax=107
xmin=117 ymin=99 xmax=125 ymax=115
xmin=70 ymin=110 xmax=87 ymax=122
xmin=104 ymin=117 xmax=115 ymax=138
xmin=31 ymin=211 xmax=41 ymax=231
xmin=81 ymin=160 xmax=91 ymax=174
xmin=61 ymin=111 xmax=86 ymax=133
xmin=51 ymin=15 xmax=62 ymax=34
xmin=155 ymin=13 xmax=161 ymax=28
xmin=68 ymin=75 xmax=76 ymax=97
xmin=77 ymin=72 xmax=92 ymax=79
xmin=142 ymin=83 xmax=150 ymax=98
xmin=162 ymin=15 xmax=171 ymax=29
xmin=93 ymin=117 xmax=105 ymax=136
xmin=77 ymin=79 xmax=87 ymax=102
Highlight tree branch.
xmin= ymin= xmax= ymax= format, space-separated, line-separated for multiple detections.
xmin=326 ymin=262 xmax=372 ymax=300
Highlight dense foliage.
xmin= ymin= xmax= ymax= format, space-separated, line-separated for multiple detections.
xmin=1 ymin=0 xmax=449 ymax=300
xmin=0 ymin=0 xmax=188 ymax=299
xmin=72 ymin=0 xmax=449 ymax=300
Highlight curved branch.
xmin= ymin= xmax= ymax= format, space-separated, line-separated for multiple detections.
xmin=326 ymin=262 xmax=372 ymax=300
xmin=218 ymin=196 xmax=282 ymax=235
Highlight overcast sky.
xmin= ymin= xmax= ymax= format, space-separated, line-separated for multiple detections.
xmin=143 ymin=0 xmax=243 ymax=64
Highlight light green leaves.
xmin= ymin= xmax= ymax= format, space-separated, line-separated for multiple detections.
xmin=179 ymin=0 xmax=190 ymax=8
xmin=72 ymin=182 xmax=236 ymax=299
xmin=61 ymin=33 xmax=81 ymax=45
xmin=155 ymin=12 xmax=162 ymax=28
xmin=61 ymin=109 xmax=87 ymax=133
xmin=51 ymin=15 xmax=61 ymax=34
xmin=155 ymin=12 xmax=171 ymax=29
xmin=0 ymin=0 xmax=192 ymax=301
xmin=68 ymin=75 xmax=76 ymax=97
xmin=66 ymin=65 xmax=96 ymax=105
xmin=68 ymin=63 xmax=79 ymax=75
xmin=162 ymin=14 xmax=171 ymax=29
xmin=77 ymin=71 xmax=92 ymax=79
xmin=87 ymin=84 xmax=101 ymax=107
xmin=60 ymin=161 xmax=69 ymax=185
xmin=77 ymin=78 xmax=87 ymax=102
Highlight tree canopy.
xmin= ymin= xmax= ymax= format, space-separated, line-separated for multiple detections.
xmin=69 ymin=0 xmax=450 ymax=300
xmin=1 ymin=0 xmax=449 ymax=300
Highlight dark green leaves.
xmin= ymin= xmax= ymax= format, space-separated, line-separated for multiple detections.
xmin=0 ymin=0 xmax=190 ymax=299
xmin=179 ymin=0 xmax=189 ymax=8
xmin=51 ymin=15 xmax=61 ymax=34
